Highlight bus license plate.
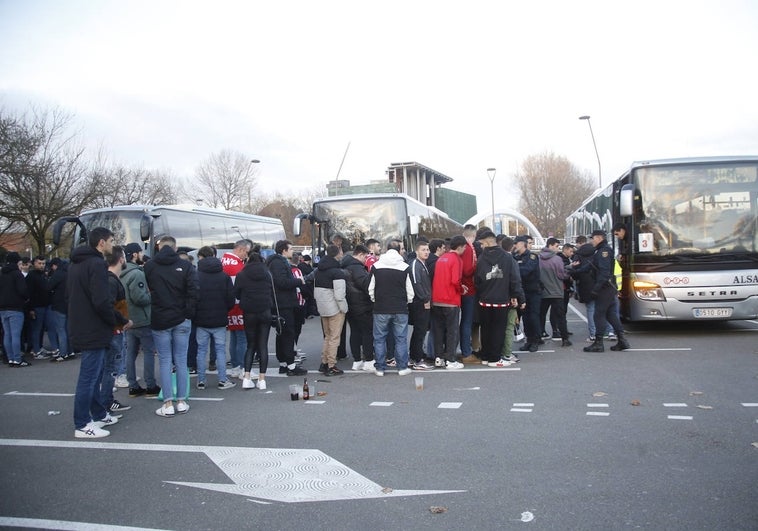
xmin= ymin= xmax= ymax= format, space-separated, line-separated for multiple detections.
xmin=693 ymin=308 xmax=733 ymax=318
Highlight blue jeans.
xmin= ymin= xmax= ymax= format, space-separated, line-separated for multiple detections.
xmin=585 ymin=300 xmax=613 ymax=337
xmin=99 ymin=333 xmax=123 ymax=409
xmin=459 ymin=295 xmax=475 ymax=355
xmin=30 ymin=306 xmax=48 ymax=352
xmin=196 ymin=326 xmax=228 ymax=384
xmin=1 ymin=310 xmax=24 ymax=362
xmin=125 ymin=326 xmax=157 ymax=389
xmin=228 ymin=329 xmax=247 ymax=369
xmin=372 ymin=313 xmax=409 ymax=371
xmin=46 ymin=310 xmax=69 ymax=357
xmin=152 ymin=319 xmax=191 ymax=402
xmin=74 ymin=349 xmax=108 ymax=429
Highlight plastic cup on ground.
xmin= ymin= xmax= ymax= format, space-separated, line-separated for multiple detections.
xmin=289 ymin=384 xmax=299 ymax=401
xmin=414 ymin=376 xmax=424 ymax=390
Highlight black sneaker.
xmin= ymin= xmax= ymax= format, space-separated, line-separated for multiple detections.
xmin=188 ymin=367 xmax=198 ymax=375
xmin=9 ymin=360 xmax=31 ymax=367
xmin=109 ymin=400 xmax=131 ymax=412
xmin=208 ymin=362 xmax=217 ymax=372
xmin=145 ymin=386 xmax=161 ymax=397
xmin=279 ymin=366 xmax=289 ymax=374
xmin=129 ymin=387 xmax=146 ymax=397
xmin=318 ymin=363 xmax=328 ymax=374
xmin=325 ymin=366 xmax=344 ymax=376
xmin=287 ymin=366 xmax=307 ymax=376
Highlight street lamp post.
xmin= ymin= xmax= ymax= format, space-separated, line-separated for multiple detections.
xmin=487 ymin=167 xmax=496 ymax=230
xmin=579 ymin=115 xmax=602 ymax=188
xmin=246 ymin=159 xmax=260 ymax=212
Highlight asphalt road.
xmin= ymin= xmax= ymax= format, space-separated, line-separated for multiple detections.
xmin=1 ymin=305 xmax=757 ymax=531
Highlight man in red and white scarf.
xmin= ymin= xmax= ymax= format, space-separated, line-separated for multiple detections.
xmin=221 ymin=240 xmax=252 ymax=378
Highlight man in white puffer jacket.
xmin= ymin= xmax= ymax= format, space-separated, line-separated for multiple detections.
xmin=314 ymin=244 xmax=348 ymax=376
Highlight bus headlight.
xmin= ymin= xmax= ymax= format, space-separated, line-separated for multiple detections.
xmin=633 ymin=281 xmax=666 ymax=302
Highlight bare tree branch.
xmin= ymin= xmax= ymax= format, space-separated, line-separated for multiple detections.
xmin=193 ymin=150 xmax=259 ymax=211
xmin=514 ymin=151 xmax=595 ymax=238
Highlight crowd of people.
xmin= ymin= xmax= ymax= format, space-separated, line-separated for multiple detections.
xmin=0 ymin=222 xmax=630 ymax=439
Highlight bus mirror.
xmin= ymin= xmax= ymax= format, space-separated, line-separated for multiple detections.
xmin=409 ymin=215 xmax=420 ymax=236
xmin=52 ymin=216 xmax=85 ymax=246
xmin=619 ymin=184 xmax=635 ymax=217
xmin=293 ymin=213 xmax=309 ymax=238
xmin=140 ymin=215 xmax=153 ymax=242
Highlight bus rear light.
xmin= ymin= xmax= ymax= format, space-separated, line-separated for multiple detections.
xmin=633 ymin=280 xmax=666 ymax=301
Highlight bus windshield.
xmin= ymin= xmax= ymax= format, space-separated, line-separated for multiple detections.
xmin=634 ymin=162 xmax=758 ymax=256
xmin=79 ymin=210 xmax=145 ymax=246
xmin=313 ymin=198 xmax=407 ymax=248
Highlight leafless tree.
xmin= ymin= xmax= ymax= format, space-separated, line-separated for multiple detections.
xmin=0 ymin=107 xmax=100 ymax=254
xmin=514 ymin=151 xmax=595 ymax=238
xmin=88 ymin=162 xmax=178 ymax=209
xmin=193 ymin=150 xmax=259 ymax=211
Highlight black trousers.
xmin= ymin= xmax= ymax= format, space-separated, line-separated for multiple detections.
xmin=479 ymin=306 xmax=510 ymax=362
xmin=432 ymin=305 xmax=460 ymax=361
xmin=593 ymin=285 xmax=623 ymax=339
xmin=243 ymin=310 xmax=271 ymax=373
xmin=347 ymin=311 xmax=374 ymax=361
xmin=274 ymin=307 xmax=296 ymax=365
xmin=409 ymin=300 xmax=430 ymax=362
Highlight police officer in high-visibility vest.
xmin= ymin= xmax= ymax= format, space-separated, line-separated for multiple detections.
xmin=583 ymin=230 xmax=631 ymax=352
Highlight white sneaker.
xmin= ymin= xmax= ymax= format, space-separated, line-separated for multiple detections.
xmin=217 ymin=380 xmax=237 ymax=390
xmin=362 ymin=361 xmax=375 ymax=371
xmin=94 ymin=413 xmax=119 ymax=428
xmin=257 ymin=379 xmax=267 ymax=390
xmin=481 ymin=360 xmax=489 ymax=366
xmin=351 ymin=361 xmax=364 ymax=371
xmin=488 ymin=359 xmax=513 ymax=368
xmin=156 ymin=403 xmax=175 ymax=417
xmin=176 ymin=402 xmax=190 ymax=414
xmin=114 ymin=374 xmax=129 ymax=388
xmin=434 ymin=357 xmax=446 ymax=368
xmin=397 ymin=368 xmax=412 ymax=376
xmin=446 ymin=361 xmax=464 ymax=370
xmin=374 ymin=369 xmax=384 ymax=376
xmin=75 ymin=422 xmax=110 ymax=438
xmin=242 ymin=378 xmax=256 ymax=389
xmin=227 ymin=366 xmax=242 ymax=379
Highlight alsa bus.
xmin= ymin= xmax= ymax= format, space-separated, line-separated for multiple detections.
xmin=566 ymin=156 xmax=758 ymax=321
xmin=53 ymin=204 xmax=286 ymax=257
xmin=293 ymin=193 xmax=463 ymax=256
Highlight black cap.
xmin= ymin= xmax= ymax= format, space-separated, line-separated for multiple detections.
xmin=591 ymin=229 xmax=607 ymax=238
xmin=514 ymin=235 xmax=530 ymax=244
xmin=5 ymin=251 xmax=21 ymax=264
xmin=302 ymin=254 xmax=311 ymax=262
xmin=124 ymin=243 xmax=143 ymax=256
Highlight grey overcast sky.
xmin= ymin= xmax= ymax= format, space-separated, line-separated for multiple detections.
xmin=1 ymin=0 xmax=757 ymax=213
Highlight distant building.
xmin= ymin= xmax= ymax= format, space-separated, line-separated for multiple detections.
xmin=327 ymin=161 xmax=477 ymax=225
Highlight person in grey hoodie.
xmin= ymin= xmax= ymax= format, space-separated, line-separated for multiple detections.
xmin=538 ymin=238 xmax=571 ymax=346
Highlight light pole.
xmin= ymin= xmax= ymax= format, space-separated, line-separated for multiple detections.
xmin=579 ymin=115 xmax=602 ymax=188
xmin=246 ymin=159 xmax=260 ymax=212
xmin=487 ymin=167 xmax=496 ymax=230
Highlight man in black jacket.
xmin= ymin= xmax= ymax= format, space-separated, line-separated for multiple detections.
xmin=46 ymin=258 xmax=70 ymax=361
xmin=194 ymin=246 xmax=236 ymax=390
xmin=68 ymin=227 xmax=124 ymax=438
xmin=26 ymin=255 xmax=51 ymax=359
xmin=408 ymin=240 xmax=432 ymax=370
xmin=0 ymin=251 xmax=30 ymax=366
xmin=144 ymin=235 xmax=198 ymax=417
xmin=342 ymin=245 xmax=375 ymax=371
xmin=266 ymin=240 xmax=307 ymax=376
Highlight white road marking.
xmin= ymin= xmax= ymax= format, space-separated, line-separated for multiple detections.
xmin=438 ymin=402 xmax=462 ymax=409
xmin=667 ymin=415 xmax=693 ymax=420
xmin=587 ymin=403 xmax=609 ymax=408
xmin=663 ymin=403 xmax=688 ymax=407
xmin=304 ymin=400 xmax=325 ymax=405
xmin=369 ymin=402 xmax=393 ymax=407
xmin=5 ymin=391 xmax=74 ymax=397
xmin=453 ymin=387 xmax=481 ymax=391
xmin=0 ymin=517 xmax=169 ymax=530
xmin=741 ymin=403 xmax=758 ymax=407
xmin=510 ymin=408 xmax=533 ymax=413
xmin=513 ymin=403 xmax=534 ymax=407
xmin=586 ymin=412 xmax=610 ymax=417
xmin=0 ymin=439 xmax=464 ymax=503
